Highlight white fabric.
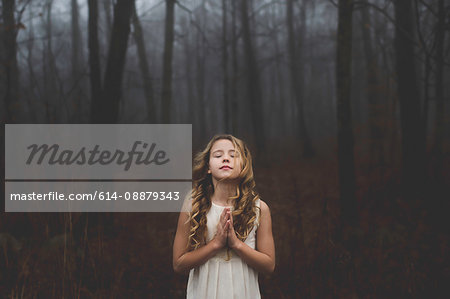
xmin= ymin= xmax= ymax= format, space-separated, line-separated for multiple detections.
xmin=186 ymin=199 xmax=261 ymax=299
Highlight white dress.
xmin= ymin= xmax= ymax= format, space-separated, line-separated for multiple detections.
xmin=186 ymin=199 xmax=261 ymax=299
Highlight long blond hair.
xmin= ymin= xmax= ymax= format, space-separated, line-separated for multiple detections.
xmin=187 ymin=134 xmax=261 ymax=253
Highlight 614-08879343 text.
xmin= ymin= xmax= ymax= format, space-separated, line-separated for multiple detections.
xmin=101 ymin=191 xmax=180 ymax=201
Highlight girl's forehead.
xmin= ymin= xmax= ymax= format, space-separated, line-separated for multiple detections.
xmin=211 ymin=139 xmax=236 ymax=151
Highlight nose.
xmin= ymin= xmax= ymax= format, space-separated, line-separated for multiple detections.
xmin=223 ymin=153 xmax=232 ymax=162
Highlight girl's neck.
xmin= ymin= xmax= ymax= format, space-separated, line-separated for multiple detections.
xmin=211 ymin=180 xmax=238 ymax=206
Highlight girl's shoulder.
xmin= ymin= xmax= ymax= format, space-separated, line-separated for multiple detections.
xmin=255 ymin=198 xmax=270 ymax=211
xmin=257 ymin=198 xmax=270 ymax=217
xmin=180 ymin=192 xmax=194 ymax=213
xmin=255 ymin=198 xmax=269 ymax=227
xmin=254 ymin=199 xmax=271 ymax=229
xmin=258 ymin=199 xmax=269 ymax=211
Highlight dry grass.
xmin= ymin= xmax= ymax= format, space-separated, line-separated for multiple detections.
xmin=1 ymin=139 xmax=449 ymax=298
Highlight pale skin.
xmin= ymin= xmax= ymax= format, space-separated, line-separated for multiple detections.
xmin=172 ymin=139 xmax=275 ymax=275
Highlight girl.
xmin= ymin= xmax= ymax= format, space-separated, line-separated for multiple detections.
xmin=173 ymin=134 xmax=275 ymax=299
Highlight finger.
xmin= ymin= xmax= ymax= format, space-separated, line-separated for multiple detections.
xmin=219 ymin=208 xmax=227 ymax=226
xmin=222 ymin=212 xmax=230 ymax=227
xmin=224 ymin=210 xmax=230 ymax=222
xmin=226 ymin=210 xmax=233 ymax=225
xmin=223 ymin=212 xmax=228 ymax=227
xmin=221 ymin=218 xmax=228 ymax=231
xmin=219 ymin=208 xmax=226 ymax=221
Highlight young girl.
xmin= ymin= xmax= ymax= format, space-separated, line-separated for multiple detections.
xmin=173 ymin=134 xmax=275 ymax=299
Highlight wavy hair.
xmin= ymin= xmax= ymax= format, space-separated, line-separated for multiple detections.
xmin=186 ymin=135 xmax=261 ymax=259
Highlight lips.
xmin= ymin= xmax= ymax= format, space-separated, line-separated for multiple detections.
xmin=220 ymin=165 xmax=232 ymax=170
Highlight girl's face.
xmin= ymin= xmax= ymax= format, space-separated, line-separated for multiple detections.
xmin=208 ymin=139 xmax=242 ymax=183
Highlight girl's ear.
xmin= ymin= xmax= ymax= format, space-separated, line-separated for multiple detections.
xmin=207 ymin=169 xmax=211 ymax=174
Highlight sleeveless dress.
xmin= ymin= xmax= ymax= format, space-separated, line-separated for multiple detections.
xmin=186 ymin=199 xmax=262 ymax=299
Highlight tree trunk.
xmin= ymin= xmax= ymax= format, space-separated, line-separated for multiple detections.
xmin=26 ymin=8 xmax=38 ymax=123
xmin=45 ymin=0 xmax=61 ymax=123
xmin=97 ymin=0 xmax=134 ymax=123
xmin=71 ymin=0 xmax=82 ymax=79
xmin=182 ymin=22 xmax=194 ymax=127
xmin=132 ymin=2 xmax=156 ymax=123
xmin=88 ymin=0 xmax=102 ymax=123
xmin=360 ymin=0 xmax=384 ymax=169
xmin=286 ymin=0 xmax=314 ymax=157
xmin=230 ymin=0 xmax=239 ymax=135
xmin=241 ymin=0 xmax=264 ymax=152
xmin=103 ymin=0 xmax=113 ymax=44
xmin=272 ymin=3 xmax=287 ymax=137
xmin=161 ymin=0 xmax=175 ymax=123
xmin=432 ymin=0 xmax=445 ymax=184
xmin=71 ymin=0 xmax=83 ymax=122
xmin=336 ymin=2 xmax=359 ymax=296
xmin=195 ymin=9 xmax=207 ymax=138
xmin=393 ymin=0 xmax=425 ymax=198
xmin=222 ymin=0 xmax=230 ymax=133
xmin=2 ymin=0 xmax=19 ymax=123
xmin=336 ymin=0 xmax=357 ymax=230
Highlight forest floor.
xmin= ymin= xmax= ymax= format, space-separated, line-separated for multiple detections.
xmin=1 ymin=140 xmax=449 ymax=298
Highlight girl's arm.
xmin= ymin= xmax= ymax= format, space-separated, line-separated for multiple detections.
xmin=172 ymin=208 xmax=228 ymax=274
xmin=227 ymin=200 xmax=275 ymax=275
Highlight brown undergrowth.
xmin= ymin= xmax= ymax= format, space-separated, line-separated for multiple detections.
xmin=1 ymin=140 xmax=449 ymax=298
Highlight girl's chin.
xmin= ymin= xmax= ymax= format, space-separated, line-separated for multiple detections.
xmin=213 ymin=176 xmax=240 ymax=182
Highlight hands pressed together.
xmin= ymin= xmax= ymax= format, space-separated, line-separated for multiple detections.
xmin=212 ymin=208 xmax=242 ymax=250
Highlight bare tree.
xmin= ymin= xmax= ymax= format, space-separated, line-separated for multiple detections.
xmin=194 ymin=4 xmax=207 ymax=138
xmin=71 ymin=0 xmax=83 ymax=122
xmin=241 ymin=0 xmax=265 ymax=152
xmin=26 ymin=7 xmax=38 ymax=123
xmin=393 ymin=0 xmax=426 ymax=197
xmin=286 ymin=0 xmax=314 ymax=157
xmin=88 ymin=0 xmax=102 ymax=122
xmin=103 ymin=0 xmax=113 ymax=44
xmin=336 ymin=0 xmax=357 ymax=230
xmin=132 ymin=2 xmax=156 ymax=123
xmin=222 ymin=0 xmax=230 ymax=132
xmin=432 ymin=0 xmax=445 ymax=183
xmin=271 ymin=3 xmax=287 ymax=137
xmin=71 ymin=0 xmax=83 ymax=78
xmin=359 ymin=0 xmax=384 ymax=168
xmin=95 ymin=0 xmax=134 ymax=123
xmin=161 ymin=0 xmax=176 ymax=123
xmin=230 ymin=0 xmax=239 ymax=135
xmin=181 ymin=16 xmax=195 ymax=126
xmin=1 ymin=0 xmax=19 ymax=123
xmin=44 ymin=0 xmax=62 ymax=123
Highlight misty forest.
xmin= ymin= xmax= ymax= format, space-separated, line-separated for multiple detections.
xmin=1 ymin=0 xmax=449 ymax=298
